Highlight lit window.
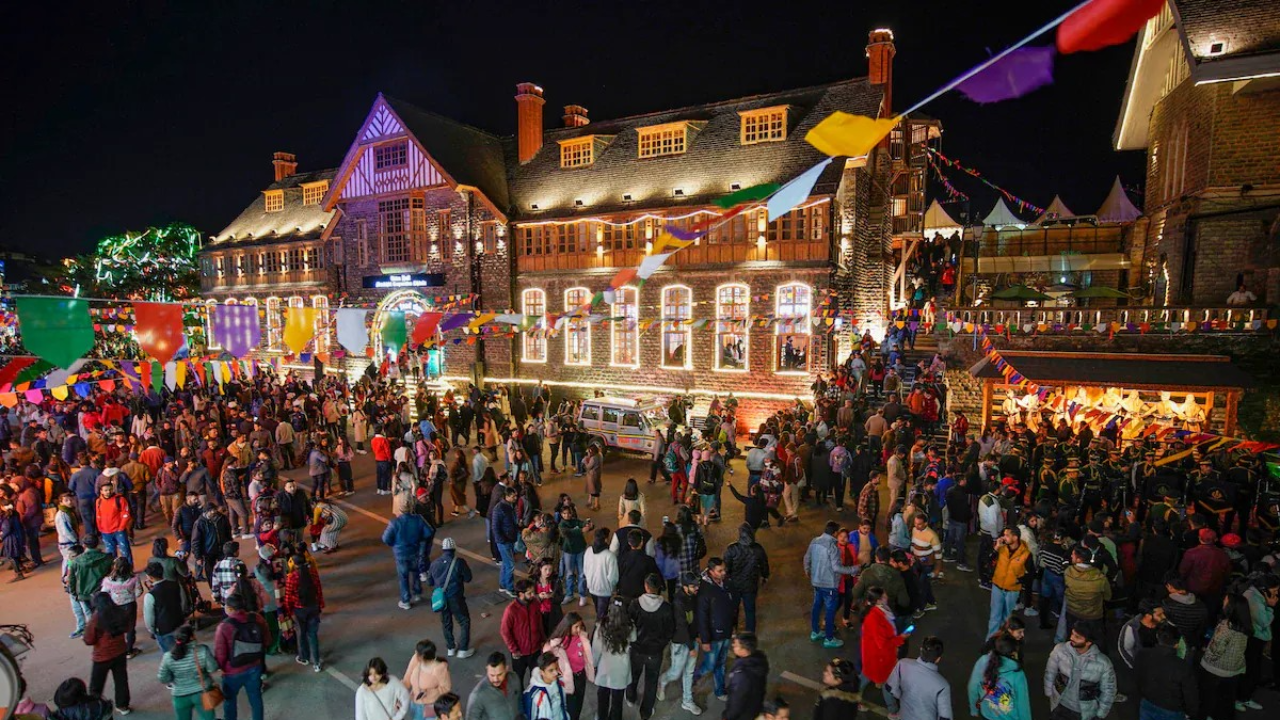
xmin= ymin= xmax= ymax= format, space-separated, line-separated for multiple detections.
xmin=661 ymin=285 xmax=692 ymax=369
xmin=379 ymin=198 xmax=411 ymax=264
xmin=264 ymin=190 xmax=284 ymax=213
xmin=436 ymin=209 xmax=451 ymax=259
xmin=355 ymin=219 xmax=369 ymax=266
xmin=611 ymin=286 xmax=640 ymax=367
xmin=480 ymin=221 xmax=500 ymax=254
xmin=214 ymin=257 xmax=226 ymax=278
xmin=775 ymin=283 xmax=812 ymax=373
xmin=312 ymin=296 xmax=330 ymax=352
xmin=522 ymin=289 xmax=547 ymax=363
xmin=264 ymin=251 xmax=280 ymax=274
xmin=715 ymin=284 xmax=748 ymax=371
xmin=302 ymin=181 xmax=329 ymax=206
xmin=637 ymin=122 xmax=688 ymax=159
xmin=205 ymin=300 xmax=219 ymax=349
xmin=740 ymin=106 xmax=787 ymax=145
xmin=559 ymin=137 xmax=595 ymax=168
xmin=375 ymin=142 xmax=407 ymax=170
xmin=564 ymin=287 xmax=591 ymax=366
xmin=266 ymin=297 xmax=282 ymax=350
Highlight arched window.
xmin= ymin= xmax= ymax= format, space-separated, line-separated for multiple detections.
xmin=564 ymin=287 xmax=591 ymax=366
xmin=611 ymin=286 xmax=639 ymax=368
xmin=715 ymin=284 xmax=748 ymax=371
xmin=522 ymin=288 xmax=547 ymax=363
xmin=312 ymin=296 xmax=330 ymax=352
xmin=661 ymin=285 xmax=692 ymax=369
xmin=265 ymin=297 xmax=282 ymax=350
xmin=775 ymin=283 xmax=812 ymax=373
xmin=204 ymin=299 xmax=220 ymax=349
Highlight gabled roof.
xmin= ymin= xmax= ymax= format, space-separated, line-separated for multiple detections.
xmin=923 ymin=200 xmax=962 ymax=238
xmin=506 ymin=78 xmax=884 ymax=219
xmin=208 ymin=168 xmax=338 ymax=248
xmin=1035 ymin=195 xmax=1075 ymax=224
xmin=382 ymin=95 xmax=511 ymax=213
xmin=1095 ymin=177 xmax=1142 ymax=223
xmin=983 ymin=198 xmax=1027 ymax=228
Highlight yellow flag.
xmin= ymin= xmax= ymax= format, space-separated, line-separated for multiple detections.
xmin=652 ymin=232 xmax=694 ymax=254
xmin=284 ymin=307 xmax=318 ymax=354
xmin=52 ymin=385 xmax=69 ymax=401
xmin=805 ymin=112 xmax=898 ymax=158
xmin=175 ymin=361 xmax=187 ymax=389
xmin=469 ymin=313 xmax=497 ymax=332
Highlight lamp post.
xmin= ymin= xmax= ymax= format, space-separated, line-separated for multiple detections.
xmin=970 ymin=221 xmax=985 ymax=307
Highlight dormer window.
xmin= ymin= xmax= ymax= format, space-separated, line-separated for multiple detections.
xmin=739 ymin=106 xmax=788 ymax=145
xmin=302 ymin=180 xmax=329 ymax=206
xmin=375 ymin=142 xmax=408 ymax=170
xmin=559 ymin=137 xmax=596 ymax=168
xmin=264 ymin=190 xmax=284 ymax=213
xmin=637 ymin=121 xmax=691 ymax=159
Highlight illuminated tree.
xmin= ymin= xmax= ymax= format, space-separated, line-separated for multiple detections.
xmin=68 ymin=222 xmax=203 ymax=301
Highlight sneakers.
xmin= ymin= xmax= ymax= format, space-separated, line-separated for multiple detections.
xmin=125 ymin=648 xmax=142 ymax=660
xmin=912 ymin=610 xmax=926 ymax=619
xmin=296 ymin=656 xmax=309 ymax=666
xmin=924 ymin=603 xmax=938 ymax=612
xmin=70 ymin=629 xmax=84 ymax=639
xmin=579 ymin=596 xmax=588 ymax=607
xmin=562 ymin=594 xmax=575 ymax=605
xmin=499 ymin=588 xmax=517 ymax=598
xmin=1240 ymin=700 xmax=1263 ymax=710
xmin=411 ymin=595 xmax=423 ymax=604
xmin=398 ymin=601 xmax=412 ymax=610
xmin=116 ymin=707 xmax=132 ymax=715
xmin=715 ymin=694 xmax=728 ymax=703
xmin=822 ymin=638 xmax=845 ymax=649
xmin=978 ymin=582 xmax=992 ymax=591
xmin=314 ymin=663 xmax=323 ymax=673
xmin=955 ymin=564 xmax=974 ymax=573
xmin=681 ymin=702 xmax=703 ymax=715
xmin=458 ymin=648 xmax=476 ymax=659
xmin=810 ymin=632 xmax=822 ymax=642
xmin=241 ymin=534 xmax=254 ymax=540
xmin=447 ymin=648 xmax=456 ymax=657
xmin=1024 ymin=607 xmax=1040 ymax=617
xmin=656 ymin=682 xmax=666 ymax=702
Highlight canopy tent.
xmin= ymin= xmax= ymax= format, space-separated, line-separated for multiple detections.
xmin=983 ymin=198 xmax=1027 ymax=228
xmin=923 ymin=200 xmax=963 ymax=239
xmin=989 ymin=284 xmax=1051 ymax=301
xmin=1035 ymin=195 xmax=1075 ymax=224
xmin=1095 ymin=177 xmax=1142 ymax=224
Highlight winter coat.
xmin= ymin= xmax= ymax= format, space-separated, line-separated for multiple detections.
xmin=723 ymin=536 xmax=770 ymax=594
xmin=583 ymin=547 xmax=618 ymax=598
xmin=1177 ymin=544 xmax=1231 ymax=598
xmin=1162 ymin=592 xmax=1209 ymax=649
xmin=724 ymin=651 xmax=769 ymax=720
xmin=524 ymin=671 xmax=568 ymax=720
xmin=967 ymin=654 xmax=1032 ymax=720
xmin=670 ymin=585 xmax=698 ymax=647
xmin=467 ymin=672 xmax=523 ymax=720
xmin=490 ymin=499 xmax=519 ymax=545
xmin=852 ymin=562 xmax=910 ymax=613
xmin=616 ymin=550 xmax=660 ymax=600
xmin=695 ymin=574 xmax=735 ymax=644
xmin=812 ymin=679 xmax=861 ymax=720
xmin=860 ymin=605 xmax=904 ymax=685
xmin=543 ymin=634 xmax=595 ymax=694
xmin=382 ymin=513 xmax=434 ymax=567
xmin=500 ymin=599 xmax=545 ymax=657
xmin=803 ymin=532 xmax=857 ymax=590
xmin=1200 ymin=619 xmax=1248 ymax=677
xmin=1044 ymin=642 xmax=1117 ymax=720
xmin=583 ymin=453 xmax=602 ymax=496
xmin=428 ymin=550 xmax=472 ymax=598
xmin=628 ymin=593 xmax=675 ymax=655
xmin=523 ymin=525 xmax=558 ymax=566
xmin=590 ymin=626 xmax=634 ymax=690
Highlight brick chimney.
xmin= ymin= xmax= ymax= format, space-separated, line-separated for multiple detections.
xmin=866 ymin=29 xmax=896 ymax=116
xmin=563 ymin=105 xmax=589 ymax=128
xmin=515 ymin=83 xmax=545 ymax=164
xmin=272 ymin=152 xmax=298 ymax=181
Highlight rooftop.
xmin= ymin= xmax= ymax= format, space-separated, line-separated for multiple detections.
xmin=208 ymin=168 xmax=338 ymax=248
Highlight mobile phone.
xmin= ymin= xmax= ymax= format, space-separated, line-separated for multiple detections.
xmin=662 ymin=515 xmax=671 ymax=524
xmin=903 ymin=624 xmax=915 ymax=634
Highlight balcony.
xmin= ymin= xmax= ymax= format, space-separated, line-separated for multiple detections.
xmin=201 ymin=268 xmax=326 ymax=292
xmin=944 ymin=305 xmax=1270 ymax=332
xmin=516 ymin=238 xmax=830 ymax=273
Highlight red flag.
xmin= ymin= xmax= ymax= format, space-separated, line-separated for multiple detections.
xmin=1057 ymin=0 xmax=1165 ymax=54
xmin=411 ymin=312 xmax=443 ymax=346
xmin=0 ymin=357 xmax=36 ymax=390
xmin=133 ymin=302 xmax=186 ymax=364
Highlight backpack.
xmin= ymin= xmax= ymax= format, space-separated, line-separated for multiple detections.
xmin=663 ymin=447 xmax=680 ymax=473
xmin=196 ymin=516 xmax=221 ymax=556
xmin=830 ymin=447 xmax=851 ymax=475
xmin=695 ymin=461 xmax=717 ymax=495
xmin=521 ymin=684 xmax=554 ymax=720
xmin=226 ymin=616 xmax=265 ymax=666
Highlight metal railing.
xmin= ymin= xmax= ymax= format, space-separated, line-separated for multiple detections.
xmin=944 ymin=305 xmax=1270 ymax=329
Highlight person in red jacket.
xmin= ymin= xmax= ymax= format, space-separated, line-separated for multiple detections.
xmin=216 ymin=592 xmax=270 ymax=720
xmin=94 ymin=481 xmax=133 ymax=565
xmin=282 ymin=554 xmax=325 ymax=673
xmin=500 ymin=579 xmax=545 ymax=685
xmin=371 ymin=426 xmax=393 ymax=495
xmin=859 ymin=586 xmax=910 ymax=694
xmin=1178 ymin=527 xmax=1231 ymax=611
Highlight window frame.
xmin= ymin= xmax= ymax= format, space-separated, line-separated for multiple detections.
xmin=522 ymin=288 xmax=547 ymax=364
xmin=263 ymin=190 xmax=284 ymax=213
xmin=374 ymin=142 xmax=408 ymax=170
xmin=739 ymin=106 xmax=788 ymax=145
xmin=564 ymin=287 xmax=592 ymax=367
xmin=312 ymin=295 xmax=330 ymax=352
xmin=636 ymin=122 xmax=688 ymax=159
xmin=714 ymin=283 xmax=749 ymax=373
xmin=266 ymin=297 xmax=282 ymax=350
xmin=774 ymin=283 xmax=813 ymax=375
xmin=378 ymin=197 xmax=411 ymax=264
xmin=610 ymin=285 xmax=640 ymax=368
xmin=558 ymin=137 xmax=595 ymax=168
xmin=660 ymin=285 xmax=693 ymax=370
xmin=301 ymin=181 xmax=329 ymax=206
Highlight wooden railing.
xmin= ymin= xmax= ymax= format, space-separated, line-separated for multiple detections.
xmin=517 ymin=240 xmax=828 ymax=273
xmin=201 ymin=269 xmax=325 ymax=291
xmin=944 ymin=305 xmax=1270 ymax=329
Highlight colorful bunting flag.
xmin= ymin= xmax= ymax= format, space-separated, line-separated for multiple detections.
xmin=956 ymin=45 xmax=1056 ymax=104
xmin=133 ymin=302 xmax=186 ymax=364
xmin=381 ymin=311 xmax=407 ymax=356
xmin=638 ymin=252 xmax=674 ymax=280
xmin=768 ymin=158 xmax=833 ymax=221
xmin=412 ymin=312 xmax=443 ymax=346
xmin=283 ymin=307 xmax=318 ymax=354
xmin=212 ymin=304 xmax=262 ymax=359
xmin=16 ymin=297 xmax=94 ymax=369
xmin=712 ymin=182 xmax=780 ymax=209
xmin=1057 ymin=0 xmax=1165 ymax=54
xmin=335 ymin=308 xmax=370 ymax=355
xmin=804 ymin=112 xmax=897 ymax=158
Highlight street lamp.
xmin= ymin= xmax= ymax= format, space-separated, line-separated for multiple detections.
xmin=970 ymin=221 xmax=986 ymax=306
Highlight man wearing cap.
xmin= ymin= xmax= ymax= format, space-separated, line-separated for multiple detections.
xmin=1044 ymin=621 xmax=1118 ymax=720
xmin=429 ymin=537 xmax=474 ymax=657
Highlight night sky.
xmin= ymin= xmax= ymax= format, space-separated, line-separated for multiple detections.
xmin=1 ymin=0 xmax=1147 ymax=259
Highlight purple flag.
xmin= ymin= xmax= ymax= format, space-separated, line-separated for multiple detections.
xmin=956 ymin=46 xmax=1055 ymax=104
xmin=212 ymin=305 xmax=262 ymax=358
xmin=439 ymin=312 xmax=474 ymax=333
xmin=664 ymin=224 xmax=707 ymax=242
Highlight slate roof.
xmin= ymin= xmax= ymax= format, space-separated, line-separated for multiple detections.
xmin=1177 ymin=0 xmax=1280 ymax=60
xmin=969 ymin=351 xmax=1255 ymax=389
xmin=382 ymin=95 xmax=511 ymax=213
xmin=505 ymin=78 xmax=885 ymax=220
xmin=208 ymin=168 xmax=338 ymax=248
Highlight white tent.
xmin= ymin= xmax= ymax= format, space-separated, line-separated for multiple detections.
xmin=983 ymin=198 xmax=1026 ymax=228
xmin=1095 ymin=177 xmax=1142 ymax=223
xmin=923 ymin=200 xmax=963 ymax=239
xmin=1035 ymin=195 xmax=1075 ymax=224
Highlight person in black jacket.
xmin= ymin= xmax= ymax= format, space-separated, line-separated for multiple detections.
xmin=723 ymin=632 xmax=769 ymax=720
xmin=616 ymin=531 xmax=660 ymax=600
xmin=276 ymin=478 xmax=311 ymax=532
xmin=727 ymin=480 xmax=768 ymax=530
xmin=693 ymin=558 xmax=735 ymax=700
xmin=723 ymin=524 xmax=769 ymax=633
xmin=1135 ymin=624 xmax=1198 ymax=718
xmin=657 ymin=572 xmax=702 ymax=713
xmin=50 ymin=676 xmax=114 ymax=720
xmin=812 ymin=657 xmax=859 ymax=720
xmin=626 ymin=574 xmax=675 ymax=720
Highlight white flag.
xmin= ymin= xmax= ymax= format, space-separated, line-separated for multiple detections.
xmin=336 ymin=308 xmax=370 ymax=355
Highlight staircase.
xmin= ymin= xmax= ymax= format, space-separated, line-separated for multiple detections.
xmin=896 ymin=329 xmax=951 ymax=447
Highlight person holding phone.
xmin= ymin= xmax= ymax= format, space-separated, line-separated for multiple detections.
xmin=859 ymin=586 xmax=910 ymax=703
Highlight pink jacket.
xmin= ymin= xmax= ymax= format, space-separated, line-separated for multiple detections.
xmin=543 ymin=634 xmax=595 ymax=694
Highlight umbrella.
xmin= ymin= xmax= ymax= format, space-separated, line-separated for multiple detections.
xmin=989 ymin=284 xmax=1051 ymax=301
xmin=1070 ymin=286 xmax=1131 ymax=299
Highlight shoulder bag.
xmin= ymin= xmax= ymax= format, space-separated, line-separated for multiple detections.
xmin=195 ymin=646 xmax=226 ymax=711
xmin=431 ymin=557 xmax=458 ymax=611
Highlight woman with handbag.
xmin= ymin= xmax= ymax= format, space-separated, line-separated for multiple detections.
xmin=358 ymin=657 xmax=411 ymax=720
xmin=402 ymin=640 xmax=451 ymax=719
xmin=158 ymin=624 xmax=221 ymax=720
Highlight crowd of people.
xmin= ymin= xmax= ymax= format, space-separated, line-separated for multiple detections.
xmin=1 ymin=322 xmax=1278 ymax=720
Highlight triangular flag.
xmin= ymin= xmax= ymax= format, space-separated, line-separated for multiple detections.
xmin=768 ymin=158 xmax=833 ymax=221
xmin=638 ymin=252 xmax=674 ymax=280
xmin=381 ymin=311 xmax=407 ymax=355
xmin=653 ymin=232 xmax=695 ymax=254
xmin=283 ymin=307 xmax=318 ymax=354
xmin=956 ymin=46 xmax=1056 ymax=104
xmin=16 ymin=297 xmax=94 ymax=369
xmin=713 ymin=182 xmax=780 ymax=209
xmin=609 ymin=268 xmax=637 ymax=289
xmin=335 ymin=308 xmax=370 ymax=355
xmin=175 ymin=361 xmax=187 ymax=389
xmin=212 ymin=304 xmax=262 ymax=359
xmin=439 ymin=313 xmax=473 ymax=333
xmin=164 ymin=362 xmax=177 ymax=391
xmin=151 ymin=361 xmax=163 ymax=393
xmin=133 ymin=302 xmax=186 ymax=364
xmin=52 ymin=385 xmax=69 ymax=401
xmin=1057 ymin=0 xmax=1165 ymax=54
xmin=805 ymin=112 xmax=897 ymax=158
xmin=412 ymin=312 xmax=443 ymax=346
xmin=25 ymin=389 xmax=43 ymax=404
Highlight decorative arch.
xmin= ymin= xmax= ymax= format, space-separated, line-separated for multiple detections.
xmin=371 ymin=289 xmax=433 ymax=358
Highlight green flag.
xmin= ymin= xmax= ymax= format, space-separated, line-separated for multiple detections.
xmin=13 ymin=359 xmax=56 ymax=385
xmin=16 ymin=297 xmax=94 ymax=369
xmin=152 ymin=361 xmax=164 ymax=393
xmin=381 ymin=311 xmax=407 ymax=356
xmin=712 ymin=182 xmax=780 ymax=209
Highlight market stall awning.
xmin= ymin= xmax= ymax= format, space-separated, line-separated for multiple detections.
xmin=968 ymin=351 xmax=1255 ymax=390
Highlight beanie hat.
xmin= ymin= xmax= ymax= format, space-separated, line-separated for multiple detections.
xmin=1198 ymin=527 xmax=1218 ymax=544
xmin=442 ymin=538 xmax=456 ymax=550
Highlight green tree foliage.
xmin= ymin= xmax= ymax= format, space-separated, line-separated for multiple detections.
xmin=68 ymin=222 xmax=203 ymax=301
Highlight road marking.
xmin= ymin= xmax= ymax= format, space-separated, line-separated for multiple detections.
xmin=779 ymin=671 xmax=888 ymax=717
xmin=333 ymin=498 xmax=526 ymax=575
xmin=325 ymin=665 xmax=361 ymax=691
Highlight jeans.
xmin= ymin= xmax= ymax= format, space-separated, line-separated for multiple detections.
xmin=77 ymin=497 xmax=96 ymax=533
xmin=628 ymin=649 xmax=663 ymax=719
xmin=156 ymin=630 xmax=177 ymax=654
xmin=174 ymin=690 xmax=217 ymax=720
xmin=944 ymin=520 xmax=968 ymax=564
xmin=811 ymin=587 xmax=841 ymax=640
xmin=987 ymin=587 xmax=1020 ymax=638
xmin=660 ymin=643 xmax=697 ymax=705
xmin=440 ymin=594 xmax=471 ymax=651
xmin=89 ymin=653 xmax=130 ymax=710
xmin=338 ymin=462 xmax=354 ymax=492
xmin=101 ymin=530 xmax=133 ymax=564
xmin=730 ymin=590 xmax=758 ymax=633
xmin=1138 ymin=699 xmax=1186 ymax=720
xmin=497 ymin=542 xmax=515 ymax=592
xmin=24 ymin=519 xmax=43 ymax=564
xmin=1039 ymin=572 xmax=1065 ymax=627
xmin=597 ymin=687 xmax=625 ymax=720
xmin=693 ymin=639 xmax=729 ymax=696
xmin=225 ymin=498 xmax=249 ymax=536
xmin=294 ymin=606 xmax=321 ymax=666
xmin=395 ymin=555 xmax=423 ymax=604
xmin=560 ymin=551 xmax=586 ymax=597
xmin=222 ymin=665 xmax=264 ymax=720
xmin=375 ymin=460 xmax=392 ymax=492
xmin=71 ymin=596 xmax=90 ymax=633
xmin=311 ymin=471 xmax=331 ymax=500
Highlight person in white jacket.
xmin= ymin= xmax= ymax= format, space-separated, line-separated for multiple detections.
xmin=977 ymin=483 xmax=1008 ymax=590
xmin=524 ymin=653 xmax=570 ymax=720
xmin=584 ymin=528 xmax=618 ymax=620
